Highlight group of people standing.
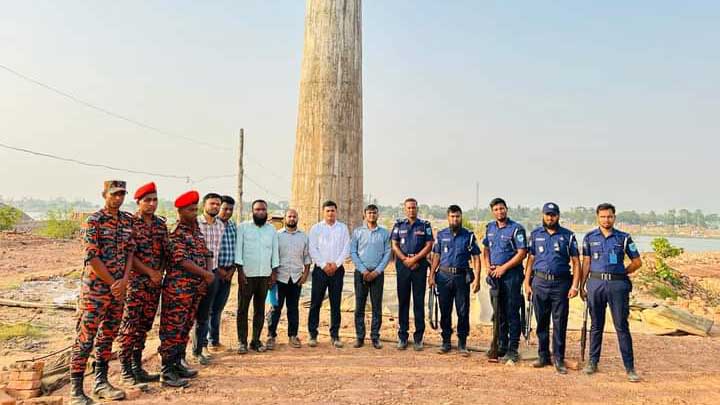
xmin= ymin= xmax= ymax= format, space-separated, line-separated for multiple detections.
xmin=68 ymin=180 xmax=643 ymax=405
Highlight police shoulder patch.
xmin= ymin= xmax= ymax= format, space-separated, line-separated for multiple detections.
xmin=629 ymin=243 xmax=638 ymax=252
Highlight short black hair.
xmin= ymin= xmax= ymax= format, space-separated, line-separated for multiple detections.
xmin=203 ymin=193 xmax=222 ymax=203
xmin=447 ymin=205 xmax=462 ymax=214
xmin=364 ymin=204 xmax=379 ymax=213
xmin=403 ymin=198 xmax=418 ymax=206
xmin=251 ymin=199 xmax=267 ymax=209
xmin=322 ymin=200 xmax=337 ymax=209
xmin=489 ymin=198 xmax=506 ymax=208
xmin=596 ymin=203 xmax=616 ymax=214
xmin=221 ymin=195 xmax=235 ymax=206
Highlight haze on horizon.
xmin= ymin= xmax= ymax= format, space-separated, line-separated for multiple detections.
xmin=1 ymin=1 xmax=718 ymax=213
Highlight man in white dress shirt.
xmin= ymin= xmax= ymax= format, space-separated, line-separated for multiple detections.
xmin=307 ymin=200 xmax=350 ymax=348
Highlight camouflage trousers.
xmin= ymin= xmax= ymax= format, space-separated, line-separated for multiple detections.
xmin=70 ymin=290 xmax=124 ymax=373
xmin=117 ymin=276 xmax=161 ymax=362
xmin=158 ymin=276 xmax=205 ymax=361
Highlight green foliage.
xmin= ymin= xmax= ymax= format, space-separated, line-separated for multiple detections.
xmin=651 ymin=283 xmax=679 ymax=300
xmin=651 ymin=237 xmax=683 ymax=287
xmin=651 ymin=237 xmax=684 ymax=259
xmin=0 ymin=205 xmax=23 ymax=230
xmin=39 ymin=209 xmax=81 ymax=239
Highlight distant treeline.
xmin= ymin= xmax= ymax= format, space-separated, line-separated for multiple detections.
xmin=2 ymin=197 xmax=717 ymax=230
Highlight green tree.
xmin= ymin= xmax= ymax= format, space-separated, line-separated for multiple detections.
xmin=651 ymin=237 xmax=683 ymax=286
xmin=39 ymin=210 xmax=81 ymax=239
xmin=0 ymin=205 xmax=23 ymax=230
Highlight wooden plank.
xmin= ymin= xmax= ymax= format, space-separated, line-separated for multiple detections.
xmin=0 ymin=299 xmax=74 ymax=311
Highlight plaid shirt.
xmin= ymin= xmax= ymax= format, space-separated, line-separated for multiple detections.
xmin=197 ymin=215 xmax=225 ymax=270
xmin=218 ymin=219 xmax=237 ymax=268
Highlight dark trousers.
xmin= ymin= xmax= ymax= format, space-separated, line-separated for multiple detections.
xmin=354 ymin=271 xmax=384 ymax=341
xmin=435 ymin=271 xmax=470 ymax=343
xmin=396 ymin=260 xmax=427 ymax=343
xmin=532 ymin=277 xmax=571 ymax=362
xmin=192 ymin=269 xmax=219 ymax=355
xmin=587 ymin=278 xmax=634 ymax=370
xmin=208 ymin=277 xmax=232 ymax=346
xmin=237 ymin=276 xmax=269 ymax=345
xmin=268 ymin=279 xmax=302 ymax=338
xmin=308 ymin=266 xmax=345 ymax=339
xmin=498 ymin=267 xmax=523 ymax=352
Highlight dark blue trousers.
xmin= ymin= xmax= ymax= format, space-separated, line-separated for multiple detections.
xmin=532 ymin=277 xmax=571 ymax=362
xmin=354 ymin=271 xmax=384 ymax=341
xmin=587 ymin=278 xmax=635 ymax=370
xmin=396 ymin=260 xmax=427 ymax=343
xmin=498 ymin=267 xmax=523 ymax=352
xmin=435 ymin=271 xmax=470 ymax=343
xmin=308 ymin=266 xmax=344 ymax=340
xmin=208 ymin=277 xmax=232 ymax=346
xmin=268 ymin=279 xmax=303 ymax=338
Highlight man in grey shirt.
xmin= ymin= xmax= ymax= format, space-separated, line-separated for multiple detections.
xmin=267 ymin=209 xmax=311 ymax=349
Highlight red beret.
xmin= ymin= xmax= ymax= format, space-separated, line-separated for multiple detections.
xmin=175 ymin=190 xmax=200 ymax=208
xmin=134 ymin=182 xmax=157 ymax=200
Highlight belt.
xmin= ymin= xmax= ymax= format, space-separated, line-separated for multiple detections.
xmin=589 ymin=272 xmax=628 ymax=281
xmin=533 ymin=271 xmax=571 ymax=281
xmin=438 ymin=267 xmax=469 ymax=274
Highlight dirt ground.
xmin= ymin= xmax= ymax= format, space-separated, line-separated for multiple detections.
xmin=2 ymin=232 xmax=720 ymax=404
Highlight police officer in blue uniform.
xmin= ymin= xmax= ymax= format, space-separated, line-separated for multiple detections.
xmin=391 ymin=198 xmax=434 ymax=351
xmin=581 ymin=203 xmax=642 ymax=382
xmin=428 ymin=205 xmax=481 ymax=356
xmin=482 ymin=198 xmax=527 ymax=363
xmin=523 ymin=203 xmax=581 ymax=374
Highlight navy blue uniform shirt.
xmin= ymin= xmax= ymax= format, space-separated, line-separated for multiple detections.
xmin=582 ymin=228 xmax=640 ymax=274
xmin=432 ymin=227 xmax=480 ymax=268
xmin=528 ymin=225 xmax=579 ymax=275
xmin=391 ymin=218 xmax=434 ymax=256
xmin=482 ymin=219 xmax=527 ymax=267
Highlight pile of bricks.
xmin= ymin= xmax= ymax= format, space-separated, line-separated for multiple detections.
xmin=0 ymin=362 xmax=64 ymax=405
xmin=5 ymin=361 xmax=42 ymax=400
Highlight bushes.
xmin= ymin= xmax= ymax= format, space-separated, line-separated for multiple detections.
xmin=39 ymin=210 xmax=81 ymax=239
xmin=0 ymin=204 xmax=23 ymax=230
xmin=651 ymin=237 xmax=684 ymax=287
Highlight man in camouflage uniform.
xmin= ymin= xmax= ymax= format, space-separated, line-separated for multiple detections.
xmin=158 ymin=190 xmax=215 ymax=388
xmin=70 ymin=180 xmax=134 ymax=405
xmin=117 ymin=182 xmax=166 ymax=386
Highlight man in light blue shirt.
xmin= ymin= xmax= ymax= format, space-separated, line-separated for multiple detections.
xmin=234 ymin=199 xmax=279 ymax=354
xmin=350 ymin=204 xmax=391 ymax=349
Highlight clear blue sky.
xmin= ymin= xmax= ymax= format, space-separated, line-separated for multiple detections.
xmin=1 ymin=1 xmax=718 ymax=213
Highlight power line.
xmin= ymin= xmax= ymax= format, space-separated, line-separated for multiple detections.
xmin=1 ymin=63 xmax=291 ymax=189
xmin=0 ymin=141 xmax=191 ymax=181
xmin=0 ymin=63 xmax=229 ymax=151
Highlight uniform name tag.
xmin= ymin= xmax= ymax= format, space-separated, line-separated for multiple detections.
xmin=400 ymin=238 xmax=405 ymax=245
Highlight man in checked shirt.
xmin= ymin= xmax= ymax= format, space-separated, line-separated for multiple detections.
xmin=208 ymin=195 xmax=238 ymax=352
xmin=191 ymin=193 xmax=225 ymax=365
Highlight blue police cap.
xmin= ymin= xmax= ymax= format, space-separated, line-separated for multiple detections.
xmin=542 ymin=202 xmax=560 ymax=215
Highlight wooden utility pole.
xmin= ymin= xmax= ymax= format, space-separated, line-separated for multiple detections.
xmin=291 ymin=0 xmax=363 ymax=231
xmin=237 ymin=128 xmax=244 ymax=224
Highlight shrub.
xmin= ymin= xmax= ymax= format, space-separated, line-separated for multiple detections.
xmin=0 ymin=205 xmax=23 ymax=230
xmin=39 ymin=209 xmax=81 ymax=239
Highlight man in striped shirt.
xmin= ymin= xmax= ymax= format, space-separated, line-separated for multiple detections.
xmin=191 ymin=193 xmax=225 ymax=365
xmin=208 ymin=195 xmax=237 ymax=352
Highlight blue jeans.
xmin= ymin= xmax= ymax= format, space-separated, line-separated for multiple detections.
xmin=587 ymin=277 xmax=634 ymax=370
xmin=192 ymin=268 xmax=219 ymax=355
xmin=208 ymin=277 xmax=232 ymax=346
xmin=308 ymin=266 xmax=344 ymax=339
xmin=396 ymin=260 xmax=427 ymax=343
xmin=532 ymin=277 xmax=571 ymax=361
xmin=435 ymin=271 xmax=470 ymax=343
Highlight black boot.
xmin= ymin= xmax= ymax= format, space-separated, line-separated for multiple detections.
xmin=120 ymin=358 xmax=137 ymax=386
xmin=92 ymin=360 xmax=125 ymax=400
xmin=161 ymin=357 xmax=189 ymax=388
xmin=133 ymin=349 xmax=160 ymax=382
xmin=69 ymin=372 xmax=95 ymax=405
xmin=174 ymin=354 xmax=198 ymax=379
